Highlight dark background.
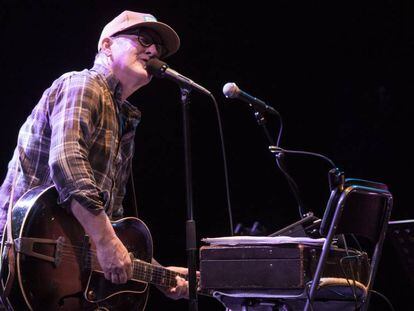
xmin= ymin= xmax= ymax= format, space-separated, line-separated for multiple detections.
xmin=0 ymin=1 xmax=412 ymax=310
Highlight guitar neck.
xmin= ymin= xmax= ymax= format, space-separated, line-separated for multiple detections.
xmin=132 ymin=259 xmax=186 ymax=287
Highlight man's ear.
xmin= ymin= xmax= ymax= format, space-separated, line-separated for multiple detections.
xmin=100 ymin=37 xmax=113 ymax=56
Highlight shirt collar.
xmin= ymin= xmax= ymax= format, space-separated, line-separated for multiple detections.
xmin=91 ymin=63 xmax=123 ymax=102
xmin=91 ymin=63 xmax=141 ymax=125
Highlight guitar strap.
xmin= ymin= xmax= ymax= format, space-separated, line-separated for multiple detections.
xmin=1 ymin=160 xmax=19 ymax=306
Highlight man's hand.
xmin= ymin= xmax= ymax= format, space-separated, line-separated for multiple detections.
xmin=70 ymin=199 xmax=132 ymax=284
xmin=158 ymin=266 xmax=200 ymax=300
xmin=95 ymin=235 xmax=132 ymax=284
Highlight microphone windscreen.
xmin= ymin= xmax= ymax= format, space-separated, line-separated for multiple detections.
xmin=146 ymin=58 xmax=168 ymax=77
xmin=222 ymin=82 xmax=240 ymax=98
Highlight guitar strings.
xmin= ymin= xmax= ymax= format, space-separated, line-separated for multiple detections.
xmin=54 ymin=245 xmax=184 ymax=286
xmin=59 ymin=243 xmax=186 ymax=279
xmin=53 ymin=253 xmax=180 ymax=287
xmin=59 ymin=241 xmax=187 ymax=281
xmin=58 ymin=240 xmax=186 ymax=283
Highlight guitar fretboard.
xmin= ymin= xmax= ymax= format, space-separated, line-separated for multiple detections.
xmin=132 ymin=259 xmax=187 ymax=288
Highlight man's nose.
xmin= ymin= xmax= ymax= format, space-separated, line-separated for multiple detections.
xmin=145 ymin=44 xmax=160 ymax=57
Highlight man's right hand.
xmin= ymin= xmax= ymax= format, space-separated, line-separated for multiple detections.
xmin=95 ymin=235 xmax=132 ymax=284
xmin=70 ymin=199 xmax=132 ymax=284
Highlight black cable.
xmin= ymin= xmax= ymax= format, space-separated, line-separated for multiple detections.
xmin=350 ymin=234 xmax=363 ymax=252
xmin=268 ymin=146 xmax=338 ymax=219
xmin=275 ymin=157 xmax=308 ymax=218
xmin=305 ymin=282 xmax=316 ymax=311
xmin=342 ymin=236 xmax=358 ymax=307
xmin=260 ymin=110 xmax=340 ymax=219
xmin=148 ymin=61 xmax=234 ymax=235
xmin=264 ymin=111 xmax=308 ymax=217
xmin=339 ymin=254 xmax=359 ymax=309
xmin=268 ymin=147 xmax=337 ymax=169
xmin=254 ymin=109 xmax=308 ymax=218
xmin=129 ymin=160 xmax=139 ymax=218
xmin=369 ymin=290 xmax=396 ymax=311
xmin=209 ymin=93 xmax=234 ymax=235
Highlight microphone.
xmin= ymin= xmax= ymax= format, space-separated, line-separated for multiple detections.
xmin=222 ymin=82 xmax=278 ymax=115
xmin=146 ymin=58 xmax=211 ymax=95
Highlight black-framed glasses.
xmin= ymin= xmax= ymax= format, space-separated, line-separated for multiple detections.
xmin=136 ymin=33 xmax=166 ymax=57
xmin=113 ymin=28 xmax=166 ymax=58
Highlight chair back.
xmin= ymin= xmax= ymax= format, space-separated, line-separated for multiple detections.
xmin=320 ymin=178 xmax=392 ymax=246
xmin=306 ymin=177 xmax=393 ymax=311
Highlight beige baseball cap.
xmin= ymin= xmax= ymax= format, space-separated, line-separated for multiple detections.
xmin=98 ymin=10 xmax=180 ymax=58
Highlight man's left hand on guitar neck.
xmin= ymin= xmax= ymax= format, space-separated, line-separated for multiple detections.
xmin=151 ymin=260 xmax=200 ymax=300
xmin=163 ymin=266 xmax=191 ymax=300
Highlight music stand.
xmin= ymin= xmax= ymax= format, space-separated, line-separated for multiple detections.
xmin=268 ymin=212 xmax=321 ymax=238
xmin=387 ymin=219 xmax=414 ymax=288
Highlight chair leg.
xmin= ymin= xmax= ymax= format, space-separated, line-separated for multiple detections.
xmin=360 ymin=297 xmax=369 ymax=311
xmin=304 ymin=198 xmax=346 ymax=311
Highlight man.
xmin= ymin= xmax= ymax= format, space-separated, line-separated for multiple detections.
xmin=0 ymin=10 xmax=189 ymax=302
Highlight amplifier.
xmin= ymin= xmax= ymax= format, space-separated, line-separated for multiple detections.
xmin=199 ymin=243 xmax=369 ymax=292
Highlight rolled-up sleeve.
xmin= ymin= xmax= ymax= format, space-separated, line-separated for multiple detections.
xmin=48 ymin=74 xmax=108 ymax=213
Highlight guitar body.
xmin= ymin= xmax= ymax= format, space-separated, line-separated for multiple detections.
xmin=1 ymin=186 xmax=153 ymax=310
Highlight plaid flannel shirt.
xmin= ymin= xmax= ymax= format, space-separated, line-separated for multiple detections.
xmin=0 ymin=64 xmax=141 ymax=237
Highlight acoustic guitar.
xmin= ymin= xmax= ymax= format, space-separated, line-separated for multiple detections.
xmin=0 ymin=185 xmax=188 ymax=310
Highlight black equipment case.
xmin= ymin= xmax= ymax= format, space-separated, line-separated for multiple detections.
xmin=199 ymin=244 xmax=369 ymax=293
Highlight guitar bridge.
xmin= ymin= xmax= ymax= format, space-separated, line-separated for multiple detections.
xmin=14 ymin=236 xmax=65 ymax=266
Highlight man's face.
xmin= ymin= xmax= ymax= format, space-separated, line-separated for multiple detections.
xmin=109 ymin=29 xmax=164 ymax=88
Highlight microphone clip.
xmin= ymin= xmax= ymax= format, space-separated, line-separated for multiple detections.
xmin=254 ymin=111 xmax=267 ymax=125
xmin=269 ymin=146 xmax=285 ymax=159
xmin=328 ymin=168 xmax=345 ymax=191
xmin=156 ymin=62 xmax=169 ymax=77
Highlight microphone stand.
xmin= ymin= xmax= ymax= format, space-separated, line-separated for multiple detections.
xmin=180 ymin=86 xmax=198 ymax=311
xmin=252 ymin=110 xmax=307 ymax=218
